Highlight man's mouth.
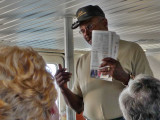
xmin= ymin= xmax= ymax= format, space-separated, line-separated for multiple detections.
xmin=84 ymin=35 xmax=92 ymax=44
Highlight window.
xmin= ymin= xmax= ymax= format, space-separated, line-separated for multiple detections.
xmin=46 ymin=64 xmax=58 ymax=105
xmin=46 ymin=64 xmax=57 ymax=76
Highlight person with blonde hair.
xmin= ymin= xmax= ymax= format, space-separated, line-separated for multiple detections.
xmin=0 ymin=46 xmax=57 ymax=120
xmin=0 ymin=100 xmax=11 ymax=120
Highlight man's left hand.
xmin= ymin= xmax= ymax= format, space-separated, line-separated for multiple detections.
xmin=99 ymin=57 xmax=130 ymax=85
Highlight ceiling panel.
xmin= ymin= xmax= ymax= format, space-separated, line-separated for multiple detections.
xmin=0 ymin=0 xmax=159 ymax=53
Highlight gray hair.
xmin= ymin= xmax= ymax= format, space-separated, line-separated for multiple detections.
xmin=119 ymin=74 xmax=160 ymax=120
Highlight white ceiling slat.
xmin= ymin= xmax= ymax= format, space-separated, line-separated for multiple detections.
xmin=0 ymin=16 xmax=63 ymax=38
xmin=0 ymin=0 xmax=40 ymax=17
xmin=0 ymin=0 xmax=24 ymax=10
xmin=0 ymin=0 xmax=159 ymax=53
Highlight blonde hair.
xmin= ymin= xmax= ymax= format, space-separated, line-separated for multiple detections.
xmin=0 ymin=46 xmax=57 ymax=120
xmin=0 ymin=100 xmax=11 ymax=120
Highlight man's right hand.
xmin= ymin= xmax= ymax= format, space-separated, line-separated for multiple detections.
xmin=55 ymin=64 xmax=84 ymax=113
xmin=55 ymin=64 xmax=72 ymax=89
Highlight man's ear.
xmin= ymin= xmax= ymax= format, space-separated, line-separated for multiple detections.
xmin=103 ymin=18 xmax=108 ymax=30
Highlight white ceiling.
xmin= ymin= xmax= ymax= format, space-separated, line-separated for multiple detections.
xmin=0 ymin=0 xmax=160 ymax=53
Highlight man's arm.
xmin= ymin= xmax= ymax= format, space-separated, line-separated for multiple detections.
xmin=132 ymin=43 xmax=153 ymax=76
xmin=55 ymin=64 xmax=84 ymax=114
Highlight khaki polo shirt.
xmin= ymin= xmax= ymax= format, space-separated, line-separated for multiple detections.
xmin=72 ymin=40 xmax=153 ymax=120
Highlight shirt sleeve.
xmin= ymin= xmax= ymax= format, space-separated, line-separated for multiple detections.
xmin=131 ymin=43 xmax=153 ymax=76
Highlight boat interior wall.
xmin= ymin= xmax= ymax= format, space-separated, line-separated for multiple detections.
xmin=147 ymin=53 xmax=160 ymax=79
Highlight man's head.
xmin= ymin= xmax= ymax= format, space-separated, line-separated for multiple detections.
xmin=72 ymin=5 xmax=108 ymax=45
xmin=119 ymin=74 xmax=160 ymax=120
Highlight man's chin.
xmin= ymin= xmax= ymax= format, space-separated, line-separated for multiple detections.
xmin=88 ymin=40 xmax=92 ymax=45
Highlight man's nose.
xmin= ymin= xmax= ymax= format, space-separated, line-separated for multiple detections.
xmin=83 ymin=28 xmax=90 ymax=36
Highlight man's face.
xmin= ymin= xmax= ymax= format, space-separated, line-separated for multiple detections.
xmin=79 ymin=17 xmax=107 ymax=45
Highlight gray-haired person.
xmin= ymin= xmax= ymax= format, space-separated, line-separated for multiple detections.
xmin=119 ymin=74 xmax=160 ymax=120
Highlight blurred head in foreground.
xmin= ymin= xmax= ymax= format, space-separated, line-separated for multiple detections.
xmin=0 ymin=46 xmax=57 ymax=120
xmin=119 ymin=74 xmax=160 ymax=120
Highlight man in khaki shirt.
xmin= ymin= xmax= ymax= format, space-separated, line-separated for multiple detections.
xmin=55 ymin=5 xmax=153 ymax=120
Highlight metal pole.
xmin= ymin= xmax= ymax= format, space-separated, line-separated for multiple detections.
xmin=64 ymin=16 xmax=76 ymax=120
